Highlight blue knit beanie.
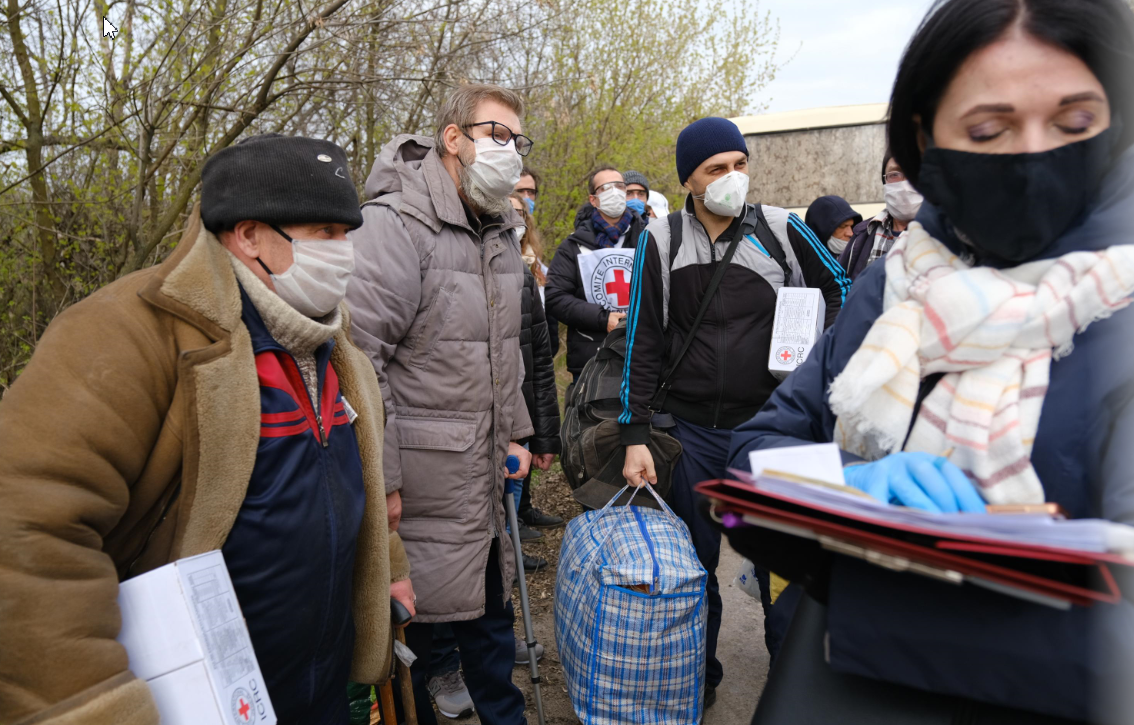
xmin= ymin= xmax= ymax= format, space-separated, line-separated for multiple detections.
xmin=675 ymin=117 xmax=749 ymax=184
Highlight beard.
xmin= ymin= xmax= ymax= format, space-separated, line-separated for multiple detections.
xmin=457 ymin=144 xmax=513 ymax=218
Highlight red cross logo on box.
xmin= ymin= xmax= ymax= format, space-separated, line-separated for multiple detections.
xmin=776 ymin=347 xmax=795 ymax=364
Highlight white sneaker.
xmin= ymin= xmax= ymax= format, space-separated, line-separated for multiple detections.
xmin=428 ymin=670 xmax=474 ymax=719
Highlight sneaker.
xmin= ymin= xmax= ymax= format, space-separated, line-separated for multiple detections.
xmin=520 ymin=507 xmax=564 ymax=528
xmin=522 ymin=553 xmax=548 ymax=572
xmin=428 ymin=670 xmax=473 ymax=719
xmin=519 ymin=522 xmax=542 ymax=541
xmin=514 ymin=634 xmax=545 ymax=665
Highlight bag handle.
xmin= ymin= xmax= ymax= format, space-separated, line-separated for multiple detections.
xmin=650 ymin=223 xmax=745 ymax=412
xmin=581 ymin=484 xmax=683 ymax=567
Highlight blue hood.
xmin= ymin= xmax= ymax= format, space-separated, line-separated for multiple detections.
xmin=804 ymin=195 xmax=862 ymax=243
xmin=918 ymin=144 xmax=1134 ymax=266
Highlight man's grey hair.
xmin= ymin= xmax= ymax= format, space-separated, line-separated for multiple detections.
xmin=433 ymin=84 xmax=526 ymax=157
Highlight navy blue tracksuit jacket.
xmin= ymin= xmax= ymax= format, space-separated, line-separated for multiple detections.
xmin=729 ymin=147 xmax=1134 ymax=722
xmin=223 ymin=287 xmax=365 ymax=725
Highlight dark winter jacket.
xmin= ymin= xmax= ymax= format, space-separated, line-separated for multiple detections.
xmin=619 ymin=198 xmax=850 ymax=444
xmin=804 ymin=195 xmax=861 ymax=257
xmin=838 ymin=213 xmax=902 ymax=281
xmin=520 ymin=266 xmax=562 ymax=455
xmin=545 ymin=203 xmax=647 ymax=377
xmin=728 ymin=146 xmax=1134 ymax=722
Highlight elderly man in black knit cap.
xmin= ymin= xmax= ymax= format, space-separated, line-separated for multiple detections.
xmin=0 ymin=133 xmax=413 ymax=725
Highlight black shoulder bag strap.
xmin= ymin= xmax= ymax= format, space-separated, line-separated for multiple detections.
xmin=650 ymin=220 xmax=744 ymax=412
xmin=750 ymin=204 xmax=793 ymax=286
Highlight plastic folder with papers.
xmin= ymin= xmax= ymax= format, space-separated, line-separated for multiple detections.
xmin=697 ymin=458 xmax=1134 ymax=609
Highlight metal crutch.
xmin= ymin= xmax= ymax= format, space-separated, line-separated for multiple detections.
xmin=505 ymin=456 xmax=547 ymax=725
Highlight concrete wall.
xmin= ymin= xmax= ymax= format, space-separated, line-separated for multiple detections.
xmin=744 ymin=123 xmax=887 ymax=211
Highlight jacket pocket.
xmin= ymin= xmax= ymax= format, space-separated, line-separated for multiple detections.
xmin=396 ymin=415 xmax=477 ymax=522
xmin=409 ymin=287 xmax=454 ymax=368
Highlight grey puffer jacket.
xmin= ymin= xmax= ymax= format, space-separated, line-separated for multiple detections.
xmin=346 ymin=135 xmax=534 ymax=623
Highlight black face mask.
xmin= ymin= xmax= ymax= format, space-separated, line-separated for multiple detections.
xmin=916 ymin=126 xmax=1118 ymax=264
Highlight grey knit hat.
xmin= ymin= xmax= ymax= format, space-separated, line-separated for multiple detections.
xmin=201 ymin=134 xmax=363 ymax=233
xmin=622 ymin=170 xmax=649 ymax=192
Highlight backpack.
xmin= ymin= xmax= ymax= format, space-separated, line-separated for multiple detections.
xmin=560 ymin=322 xmax=682 ymax=510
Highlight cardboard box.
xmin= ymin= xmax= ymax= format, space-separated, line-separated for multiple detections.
xmin=117 ymin=550 xmax=277 ymax=725
xmin=768 ymin=287 xmax=824 ymax=380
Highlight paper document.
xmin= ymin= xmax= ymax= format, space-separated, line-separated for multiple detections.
xmin=730 ymin=468 xmax=1134 ymax=555
xmin=748 ymin=442 xmax=845 ymax=486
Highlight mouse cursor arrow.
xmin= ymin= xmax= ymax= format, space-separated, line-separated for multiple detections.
xmin=102 ymin=17 xmax=118 ymax=39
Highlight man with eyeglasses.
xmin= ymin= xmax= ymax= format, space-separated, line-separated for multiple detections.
xmin=545 ymin=165 xmax=648 ymax=381
xmin=838 ymin=151 xmax=925 ymax=280
xmin=346 ymin=83 xmax=535 ymax=725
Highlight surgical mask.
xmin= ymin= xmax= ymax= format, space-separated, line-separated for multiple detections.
xmin=260 ymin=227 xmax=354 ymax=318
xmin=626 ymin=198 xmax=646 ymax=216
xmin=917 ymin=127 xmax=1118 ymax=263
xmin=696 ymin=170 xmax=749 ymax=218
xmin=883 ymin=180 xmax=924 ymax=222
xmin=514 ymin=225 xmax=527 ymax=243
xmin=596 ymin=187 xmax=627 ymax=218
xmin=524 ymin=197 xmax=536 ymax=214
xmin=464 ymin=138 xmax=523 ymax=199
xmin=827 ymin=236 xmax=849 ymax=255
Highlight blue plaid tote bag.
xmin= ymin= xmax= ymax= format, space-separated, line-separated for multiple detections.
xmin=555 ymin=484 xmax=708 ymax=724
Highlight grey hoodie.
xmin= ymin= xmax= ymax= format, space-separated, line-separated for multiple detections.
xmin=346 ymin=135 xmax=533 ymax=622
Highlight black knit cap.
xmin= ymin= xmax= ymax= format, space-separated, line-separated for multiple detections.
xmin=201 ymin=134 xmax=363 ymax=233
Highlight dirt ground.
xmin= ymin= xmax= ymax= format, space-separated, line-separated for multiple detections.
xmin=430 ymin=468 xmax=770 ymax=725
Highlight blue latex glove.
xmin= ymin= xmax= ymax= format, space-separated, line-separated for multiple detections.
xmin=843 ymin=452 xmax=987 ymax=514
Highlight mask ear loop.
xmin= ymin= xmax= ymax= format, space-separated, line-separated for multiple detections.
xmin=255 ymin=223 xmax=293 ymax=277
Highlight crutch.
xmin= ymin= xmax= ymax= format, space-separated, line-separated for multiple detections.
xmin=378 ymin=598 xmax=417 ymax=725
xmin=505 ymin=456 xmax=547 ymax=725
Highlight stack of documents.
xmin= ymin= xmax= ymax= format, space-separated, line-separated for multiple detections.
xmin=697 ymin=446 xmax=1134 ymax=609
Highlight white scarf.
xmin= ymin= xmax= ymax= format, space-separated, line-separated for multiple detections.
xmin=829 ymin=224 xmax=1134 ymax=504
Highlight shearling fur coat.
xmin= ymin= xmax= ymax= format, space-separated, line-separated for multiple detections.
xmin=0 ymin=208 xmax=409 ymax=725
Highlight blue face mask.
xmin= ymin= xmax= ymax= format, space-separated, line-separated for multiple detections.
xmin=524 ymin=197 xmax=536 ymax=214
xmin=626 ymin=198 xmax=646 ymax=216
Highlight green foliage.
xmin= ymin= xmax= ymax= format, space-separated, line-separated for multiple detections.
xmin=509 ymin=0 xmax=780 ymax=250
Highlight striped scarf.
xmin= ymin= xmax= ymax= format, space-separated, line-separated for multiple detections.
xmin=829 ymin=224 xmax=1134 ymax=504
xmin=592 ymin=208 xmax=632 ymax=248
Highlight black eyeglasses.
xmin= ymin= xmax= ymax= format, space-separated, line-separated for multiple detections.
xmin=462 ymin=121 xmax=534 ymax=157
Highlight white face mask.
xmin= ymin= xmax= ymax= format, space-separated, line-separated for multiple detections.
xmin=515 ymin=224 xmax=527 ymax=243
xmin=595 ymin=187 xmax=627 ymax=219
xmin=464 ymin=138 xmax=523 ymax=200
xmin=884 ymin=180 xmax=924 ymax=222
xmin=263 ymin=230 xmax=355 ymax=318
xmin=697 ymin=170 xmax=749 ymax=218
xmin=827 ymin=236 xmax=849 ymax=255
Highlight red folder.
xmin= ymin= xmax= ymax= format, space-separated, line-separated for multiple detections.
xmin=696 ymin=478 xmax=1133 ymax=608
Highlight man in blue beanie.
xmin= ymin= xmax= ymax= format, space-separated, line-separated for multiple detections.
xmin=618 ymin=117 xmax=850 ymax=704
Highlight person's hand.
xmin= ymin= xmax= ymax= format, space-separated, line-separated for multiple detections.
xmin=506 ymin=442 xmax=531 ymax=480
xmin=390 ymin=578 xmax=416 ymax=624
xmin=843 ymin=452 xmax=986 ymax=514
xmin=386 ymin=490 xmax=402 ymax=532
xmin=623 ymin=444 xmax=656 ymax=488
xmin=532 ymin=453 xmax=555 ymax=471
xmin=607 ymin=312 xmax=626 ymax=333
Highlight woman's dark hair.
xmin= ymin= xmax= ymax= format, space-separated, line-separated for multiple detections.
xmin=881 ymin=150 xmax=894 ymax=182
xmin=888 ymin=0 xmax=1134 ymax=187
